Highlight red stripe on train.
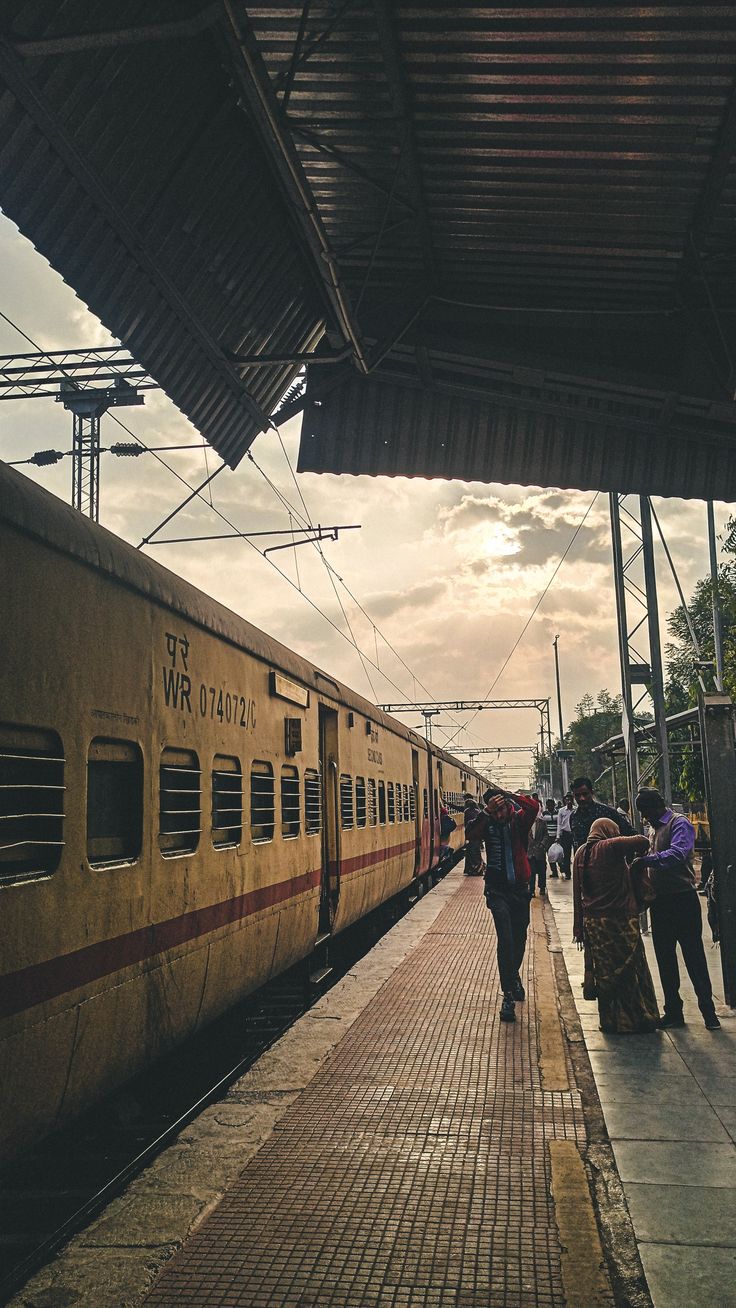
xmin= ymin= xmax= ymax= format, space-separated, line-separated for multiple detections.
xmin=0 ymin=868 xmax=321 ymax=1021
xmin=0 ymin=838 xmax=420 ymax=1019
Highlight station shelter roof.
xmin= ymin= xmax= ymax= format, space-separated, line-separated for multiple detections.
xmin=2 ymin=3 xmax=736 ymax=497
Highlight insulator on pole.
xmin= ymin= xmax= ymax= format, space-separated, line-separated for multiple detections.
xmin=109 ymin=442 xmax=144 ymax=457
xmin=31 ymin=449 xmax=64 ymax=466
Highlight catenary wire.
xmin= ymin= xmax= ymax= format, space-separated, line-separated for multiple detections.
xmin=252 ymin=437 xmax=487 ymax=751
xmin=442 ymin=493 xmax=601 ymax=751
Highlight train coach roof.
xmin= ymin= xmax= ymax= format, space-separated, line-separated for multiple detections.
xmin=1 ymin=464 xmax=482 ymax=785
xmin=0 ymin=464 xmax=393 ymax=731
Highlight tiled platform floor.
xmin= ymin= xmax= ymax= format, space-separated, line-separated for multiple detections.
xmin=547 ymin=875 xmax=736 ymax=1308
xmin=143 ymin=874 xmax=607 ymax=1308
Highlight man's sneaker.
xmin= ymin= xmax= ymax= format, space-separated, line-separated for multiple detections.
xmin=658 ymin=1013 xmax=685 ymax=1029
xmin=704 ymin=1011 xmax=722 ymax=1031
xmin=512 ymin=976 xmax=525 ymax=1002
xmin=500 ymin=993 xmax=516 ymax=1023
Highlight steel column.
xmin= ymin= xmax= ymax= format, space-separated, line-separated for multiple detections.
xmin=707 ymin=501 xmax=726 ymax=693
xmin=639 ymin=496 xmax=672 ymax=803
xmin=698 ymin=691 xmax=736 ymax=1006
xmin=71 ymin=410 xmax=101 ymax=522
xmin=609 ymin=493 xmax=641 ymax=805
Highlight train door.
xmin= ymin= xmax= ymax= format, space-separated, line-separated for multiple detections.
xmin=434 ymin=762 xmax=443 ymax=865
xmin=318 ymin=704 xmax=340 ymax=935
xmin=411 ymin=748 xmax=422 ymax=875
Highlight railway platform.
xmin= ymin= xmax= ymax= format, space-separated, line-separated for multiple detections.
xmin=10 ymin=865 xmax=646 ymax=1308
xmin=546 ymin=875 xmax=736 ymax=1307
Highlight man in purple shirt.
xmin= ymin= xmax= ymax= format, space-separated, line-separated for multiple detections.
xmin=632 ymin=789 xmax=720 ymax=1030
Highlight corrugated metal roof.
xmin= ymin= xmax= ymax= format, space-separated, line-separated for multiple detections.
xmin=2 ymin=3 xmax=736 ymax=490
xmin=0 ymin=0 xmax=328 ymax=467
xmin=297 ymin=349 xmax=736 ymax=497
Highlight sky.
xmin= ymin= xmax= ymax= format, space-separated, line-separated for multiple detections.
xmin=0 ymin=211 xmax=731 ymax=788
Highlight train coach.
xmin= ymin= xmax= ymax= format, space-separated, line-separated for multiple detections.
xmin=0 ymin=463 xmax=484 ymax=1163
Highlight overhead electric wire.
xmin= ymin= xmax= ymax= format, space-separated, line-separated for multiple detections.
xmin=0 ymin=305 xmax=432 ymax=718
xmin=442 ymin=493 xmax=601 ymax=750
xmin=257 ymin=435 xmax=489 ymax=750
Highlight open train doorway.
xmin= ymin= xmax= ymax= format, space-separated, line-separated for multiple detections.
xmin=318 ymin=704 xmax=340 ymax=936
xmin=411 ymin=748 xmax=421 ymax=877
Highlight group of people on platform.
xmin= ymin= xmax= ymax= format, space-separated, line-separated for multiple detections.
xmin=462 ymin=779 xmax=720 ymax=1034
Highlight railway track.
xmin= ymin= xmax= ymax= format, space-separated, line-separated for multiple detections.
xmin=0 ymin=872 xmax=443 ymax=1305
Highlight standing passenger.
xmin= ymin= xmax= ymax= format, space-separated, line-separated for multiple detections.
xmin=438 ymin=803 xmax=456 ymax=866
xmin=631 ymin=789 xmax=720 ymax=1031
xmin=572 ymin=818 xmax=659 ymax=1033
xmin=468 ymin=788 xmax=538 ymax=1024
xmin=528 ymin=812 xmax=551 ymax=897
xmin=463 ymin=793 xmax=484 ymax=876
xmin=556 ymin=793 xmax=575 ymax=879
xmin=571 ymin=776 xmax=634 ymax=850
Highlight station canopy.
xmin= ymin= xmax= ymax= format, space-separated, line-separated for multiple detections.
xmin=2 ymin=3 xmax=736 ymax=498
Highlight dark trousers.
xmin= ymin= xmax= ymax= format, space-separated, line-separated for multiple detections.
xmin=650 ymin=891 xmax=715 ymax=1017
xmin=486 ymin=886 xmax=531 ymax=993
xmin=465 ymin=839 xmax=484 ymax=876
xmin=559 ymin=830 xmax=573 ymax=878
xmin=529 ymin=855 xmax=547 ymax=896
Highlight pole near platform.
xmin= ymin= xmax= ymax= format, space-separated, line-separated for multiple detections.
xmin=707 ymin=501 xmax=725 ymax=693
xmin=609 ymin=494 xmax=640 ymax=806
xmin=698 ymin=690 xmax=736 ymax=1007
xmin=640 ymin=496 xmax=672 ymax=804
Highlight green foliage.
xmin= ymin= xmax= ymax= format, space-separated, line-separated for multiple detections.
xmin=535 ymin=689 xmax=628 ymax=803
xmin=662 ymin=532 xmax=736 ymax=802
xmin=665 ymin=564 xmax=736 ymax=707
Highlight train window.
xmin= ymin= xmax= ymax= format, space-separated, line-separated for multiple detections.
xmin=409 ymin=785 xmax=416 ymax=822
xmin=367 ymin=778 xmax=377 ymax=826
xmin=281 ymin=765 xmax=300 ymax=839
xmin=87 ymin=737 xmax=143 ymax=868
xmin=304 ymin=768 xmax=321 ymax=834
xmin=387 ymin=782 xmax=395 ymax=823
xmin=378 ymin=780 xmax=386 ymax=824
xmin=340 ymin=774 xmax=354 ymax=829
xmin=423 ymin=789 xmax=428 ymax=819
xmin=403 ymin=785 xmax=410 ymax=822
xmin=159 ymin=748 xmax=201 ymax=857
xmin=355 ymin=777 xmax=366 ymax=827
xmin=251 ymin=761 xmax=275 ymax=842
xmin=212 ymin=755 xmax=242 ymax=849
xmin=0 ymin=724 xmax=65 ymax=886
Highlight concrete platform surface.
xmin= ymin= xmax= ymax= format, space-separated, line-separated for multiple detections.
xmin=10 ymin=869 xmax=643 ymax=1308
xmin=546 ymin=874 xmax=736 ymax=1308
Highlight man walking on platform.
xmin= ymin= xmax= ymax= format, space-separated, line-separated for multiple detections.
xmin=556 ymin=792 xmax=575 ymax=879
xmin=570 ymin=776 xmax=634 ymax=850
xmin=463 ymin=793 xmax=484 ymax=876
xmin=631 ymin=789 xmax=720 ymax=1031
xmin=467 ymin=787 xmax=538 ymax=1024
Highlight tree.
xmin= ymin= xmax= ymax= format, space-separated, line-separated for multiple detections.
xmin=663 ymin=559 xmax=736 ymax=802
xmin=665 ymin=565 xmax=736 ymax=706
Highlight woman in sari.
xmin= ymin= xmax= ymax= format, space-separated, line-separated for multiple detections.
xmin=573 ymin=818 xmax=660 ymax=1033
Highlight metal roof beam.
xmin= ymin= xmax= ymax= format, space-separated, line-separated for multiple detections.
xmin=688 ymin=70 xmax=736 ymax=250
xmin=0 ymin=35 xmax=271 ymax=438
xmin=371 ymin=0 xmax=436 ymax=286
xmin=287 ymin=123 xmax=416 ymax=213
xmin=11 ymin=6 xmax=221 ymax=56
xmin=221 ymin=0 xmax=369 ymax=374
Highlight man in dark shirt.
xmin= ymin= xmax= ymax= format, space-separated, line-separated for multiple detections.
xmin=467 ymin=787 xmax=538 ymax=1024
xmin=570 ymin=776 xmax=634 ymax=850
xmin=631 ymin=788 xmax=720 ymax=1031
xmin=463 ymin=793 xmax=484 ymax=876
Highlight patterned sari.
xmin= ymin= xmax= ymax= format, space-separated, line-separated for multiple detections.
xmin=584 ymin=916 xmax=659 ymax=1033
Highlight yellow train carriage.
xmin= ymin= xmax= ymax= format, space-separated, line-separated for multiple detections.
xmin=0 ymin=465 xmax=482 ymax=1161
